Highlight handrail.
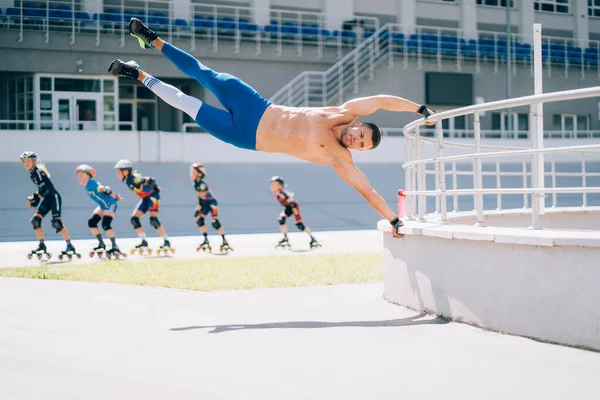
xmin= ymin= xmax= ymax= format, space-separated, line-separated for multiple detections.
xmin=401 ymin=84 xmax=600 ymax=229
xmin=403 ymin=144 xmax=600 ymax=168
xmin=403 ymin=86 xmax=600 ymax=134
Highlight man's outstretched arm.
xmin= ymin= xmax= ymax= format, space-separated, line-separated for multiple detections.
xmin=332 ymin=157 xmax=403 ymax=237
xmin=341 ymin=95 xmax=434 ymax=122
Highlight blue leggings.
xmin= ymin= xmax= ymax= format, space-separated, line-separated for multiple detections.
xmin=162 ymin=43 xmax=271 ymax=151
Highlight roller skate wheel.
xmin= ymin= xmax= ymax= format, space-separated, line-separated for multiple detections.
xmin=129 ymin=249 xmax=135 ymax=255
xmin=97 ymin=251 xmax=103 ymax=258
xmin=67 ymin=255 xmax=73 ymax=260
xmin=46 ymin=253 xmax=52 ymax=259
xmin=196 ymin=246 xmax=200 ymax=252
xmin=170 ymin=248 xmax=175 ymax=254
xmin=106 ymin=253 xmax=112 ymax=260
xmin=76 ymin=253 xmax=81 ymax=259
xmin=36 ymin=253 xmax=42 ymax=260
xmin=114 ymin=253 xmax=119 ymax=259
xmin=27 ymin=254 xmax=33 ymax=260
xmin=58 ymin=255 xmax=63 ymax=261
xmin=147 ymin=249 xmax=153 ymax=255
xmin=89 ymin=252 xmax=94 ymax=258
xmin=138 ymin=249 xmax=144 ymax=255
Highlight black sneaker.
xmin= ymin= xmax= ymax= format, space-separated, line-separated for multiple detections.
xmin=129 ymin=17 xmax=158 ymax=49
xmin=107 ymin=59 xmax=141 ymax=80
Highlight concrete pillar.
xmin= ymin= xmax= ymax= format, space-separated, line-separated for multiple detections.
xmin=321 ymin=0 xmax=354 ymax=31
xmin=520 ymin=0 xmax=535 ymax=42
xmin=461 ymin=0 xmax=478 ymax=40
xmin=172 ymin=0 xmax=192 ymax=21
xmin=251 ymin=0 xmax=271 ymax=27
xmin=574 ymin=0 xmax=589 ymax=48
xmin=81 ymin=0 xmax=101 ymax=15
xmin=395 ymin=0 xmax=416 ymax=36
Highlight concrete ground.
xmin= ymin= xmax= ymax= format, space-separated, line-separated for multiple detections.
xmin=0 ymin=280 xmax=598 ymax=400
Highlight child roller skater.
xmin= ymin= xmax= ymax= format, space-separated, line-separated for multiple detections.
xmin=21 ymin=151 xmax=80 ymax=261
xmin=190 ymin=163 xmax=232 ymax=253
xmin=114 ymin=159 xmax=174 ymax=255
xmin=75 ymin=165 xmax=126 ymax=259
xmin=270 ymin=176 xmax=320 ymax=250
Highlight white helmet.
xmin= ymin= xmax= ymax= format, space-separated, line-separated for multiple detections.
xmin=191 ymin=162 xmax=207 ymax=178
xmin=114 ymin=159 xmax=133 ymax=169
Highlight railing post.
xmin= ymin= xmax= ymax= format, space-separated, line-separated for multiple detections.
xmin=18 ymin=1 xmax=23 ymax=42
xmin=120 ymin=0 xmax=125 ymax=47
xmin=436 ymin=121 xmax=448 ymax=223
xmin=95 ymin=0 xmax=100 ymax=46
xmin=533 ymin=23 xmax=546 ymax=215
xmin=415 ymin=127 xmax=426 ymax=221
xmin=354 ymin=47 xmax=359 ymax=93
xmin=369 ymin=37 xmax=375 ymax=81
xmin=452 ymin=161 xmax=459 ymax=212
xmin=213 ymin=5 xmax=218 ymax=53
xmin=404 ymin=133 xmax=413 ymax=220
xmin=522 ymin=157 xmax=529 ymax=209
xmin=45 ymin=0 xmax=49 ymax=43
xmin=495 ymin=158 xmax=502 ymax=210
xmin=551 ymin=154 xmax=557 ymax=207
xmin=473 ymin=112 xmax=485 ymax=226
xmin=303 ymin=74 xmax=309 ymax=107
xmin=581 ymin=153 xmax=587 ymax=207
xmin=70 ymin=0 xmax=76 ymax=44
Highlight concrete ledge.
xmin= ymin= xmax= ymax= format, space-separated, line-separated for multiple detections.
xmin=379 ymin=216 xmax=600 ymax=350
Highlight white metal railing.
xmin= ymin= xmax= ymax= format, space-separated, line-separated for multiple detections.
xmin=402 ymin=85 xmax=600 ymax=229
xmin=381 ymin=127 xmax=600 ymax=139
xmin=0 ymin=0 xmax=378 ymax=57
xmin=0 ymin=119 xmax=134 ymax=131
xmin=270 ymin=22 xmax=600 ymax=107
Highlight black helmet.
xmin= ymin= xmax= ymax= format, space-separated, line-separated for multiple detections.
xmin=270 ymin=175 xmax=284 ymax=186
xmin=20 ymin=151 xmax=37 ymax=161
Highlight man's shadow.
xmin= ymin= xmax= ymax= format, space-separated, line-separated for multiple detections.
xmin=170 ymin=313 xmax=449 ymax=334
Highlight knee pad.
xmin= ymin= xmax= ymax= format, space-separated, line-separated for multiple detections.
xmin=149 ymin=216 xmax=161 ymax=229
xmin=296 ymin=222 xmax=306 ymax=231
xmin=101 ymin=216 xmax=113 ymax=231
xmin=51 ymin=218 xmax=64 ymax=233
xmin=31 ymin=215 xmax=42 ymax=230
xmin=130 ymin=216 xmax=142 ymax=229
xmin=196 ymin=216 xmax=205 ymax=227
xmin=211 ymin=219 xmax=222 ymax=230
xmin=88 ymin=214 xmax=101 ymax=229
xmin=278 ymin=215 xmax=286 ymax=225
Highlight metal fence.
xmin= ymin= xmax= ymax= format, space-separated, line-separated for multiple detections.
xmin=402 ymin=86 xmax=600 ymax=229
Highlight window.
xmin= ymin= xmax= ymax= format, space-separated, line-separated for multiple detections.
xmin=534 ymin=0 xmax=569 ymax=14
xmin=589 ymin=0 xmax=600 ymax=18
xmin=476 ymin=0 xmax=515 ymax=7
xmin=490 ymin=112 xmax=529 ymax=138
xmin=552 ymin=114 xmax=590 ymax=138
xmin=118 ymin=82 xmax=157 ymax=131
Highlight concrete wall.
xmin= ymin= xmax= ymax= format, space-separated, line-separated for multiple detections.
xmin=2 ymin=131 xmax=600 ymax=164
xmin=381 ymin=229 xmax=600 ymax=350
xmin=0 ymin=30 xmax=337 ymax=99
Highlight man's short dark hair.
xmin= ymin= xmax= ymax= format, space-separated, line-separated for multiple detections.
xmin=364 ymin=122 xmax=381 ymax=150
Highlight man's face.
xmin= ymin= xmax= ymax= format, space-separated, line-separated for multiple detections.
xmin=341 ymin=124 xmax=374 ymax=151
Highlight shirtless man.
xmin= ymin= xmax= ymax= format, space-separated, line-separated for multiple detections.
xmin=108 ymin=18 xmax=435 ymax=238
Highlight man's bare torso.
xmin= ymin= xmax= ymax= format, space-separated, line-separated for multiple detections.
xmin=255 ymin=105 xmax=355 ymax=165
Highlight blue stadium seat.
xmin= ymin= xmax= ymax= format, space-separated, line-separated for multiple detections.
xmin=460 ymin=38 xmax=476 ymax=57
xmin=567 ymin=46 xmax=582 ymax=64
xmin=6 ymin=8 xmax=21 ymax=18
xmin=202 ymin=15 xmax=216 ymax=29
xmin=239 ymin=21 xmax=258 ymax=35
xmin=391 ymin=32 xmax=405 ymax=45
xmin=301 ymin=24 xmax=319 ymax=39
xmin=217 ymin=17 xmax=236 ymax=34
xmin=281 ymin=21 xmax=299 ymax=36
xmin=75 ymin=11 xmax=92 ymax=24
xmin=515 ymin=43 xmax=532 ymax=62
xmin=174 ymin=18 xmax=188 ymax=27
xmin=122 ymin=9 xmax=136 ymax=22
xmin=420 ymin=33 xmax=438 ymax=54
xmin=441 ymin=41 xmax=458 ymax=56
xmin=584 ymin=47 xmax=599 ymax=65
xmin=135 ymin=10 xmax=148 ymax=23
xmin=407 ymin=34 xmax=419 ymax=52
xmin=320 ymin=28 xmax=331 ymax=38
xmin=363 ymin=28 xmax=375 ymax=39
